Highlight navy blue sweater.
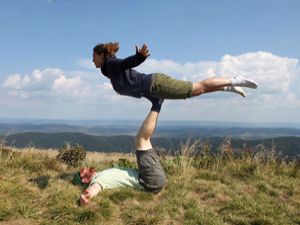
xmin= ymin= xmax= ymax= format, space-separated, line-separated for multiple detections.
xmin=101 ymin=53 xmax=152 ymax=98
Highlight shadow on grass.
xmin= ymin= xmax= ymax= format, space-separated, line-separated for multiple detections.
xmin=29 ymin=172 xmax=76 ymax=189
xmin=29 ymin=175 xmax=50 ymax=189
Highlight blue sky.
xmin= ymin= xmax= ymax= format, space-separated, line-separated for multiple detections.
xmin=0 ymin=0 xmax=300 ymax=123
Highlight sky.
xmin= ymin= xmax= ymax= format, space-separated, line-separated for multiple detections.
xmin=0 ymin=0 xmax=300 ymax=123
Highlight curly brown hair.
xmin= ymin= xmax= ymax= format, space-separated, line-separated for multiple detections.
xmin=93 ymin=42 xmax=119 ymax=59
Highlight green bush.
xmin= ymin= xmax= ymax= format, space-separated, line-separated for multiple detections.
xmin=56 ymin=143 xmax=86 ymax=167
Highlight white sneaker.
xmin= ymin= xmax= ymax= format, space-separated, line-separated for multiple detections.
xmin=231 ymin=75 xmax=258 ymax=89
xmin=224 ymin=86 xmax=246 ymax=97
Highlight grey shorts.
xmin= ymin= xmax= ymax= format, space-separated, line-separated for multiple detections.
xmin=136 ymin=149 xmax=166 ymax=193
xmin=150 ymin=73 xmax=193 ymax=99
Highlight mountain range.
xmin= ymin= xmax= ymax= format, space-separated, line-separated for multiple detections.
xmin=1 ymin=121 xmax=300 ymax=159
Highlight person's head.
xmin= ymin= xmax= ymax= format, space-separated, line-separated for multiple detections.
xmin=72 ymin=167 xmax=96 ymax=188
xmin=93 ymin=42 xmax=119 ymax=68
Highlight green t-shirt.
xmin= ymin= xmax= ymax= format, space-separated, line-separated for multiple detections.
xmin=90 ymin=168 xmax=144 ymax=190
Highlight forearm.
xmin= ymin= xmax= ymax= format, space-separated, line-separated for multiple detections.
xmin=80 ymin=183 xmax=102 ymax=206
xmin=87 ymin=183 xmax=102 ymax=198
xmin=108 ymin=53 xmax=146 ymax=71
xmin=122 ymin=53 xmax=146 ymax=68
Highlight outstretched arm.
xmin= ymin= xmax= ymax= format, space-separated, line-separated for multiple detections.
xmin=135 ymin=44 xmax=150 ymax=58
xmin=107 ymin=44 xmax=150 ymax=72
xmin=80 ymin=183 xmax=102 ymax=206
xmin=135 ymin=110 xmax=159 ymax=150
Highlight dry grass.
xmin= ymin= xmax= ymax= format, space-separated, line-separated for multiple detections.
xmin=8 ymin=146 xmax=136 ymax=162
xmin=1 ymin=140 xmax=300 ymax=225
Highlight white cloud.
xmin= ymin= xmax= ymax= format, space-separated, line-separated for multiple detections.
xmin=217 ymin=51 xmax=298 ymax=93
xmin=1 ymin=68 xmax=100 ymax=104
xmin=52 ymin=76 xmax=82 ymax=90
xmin=1 ymin=51 xmax=300 ymax=121
xmin=3 ymin=74 xmax=28 ymax=89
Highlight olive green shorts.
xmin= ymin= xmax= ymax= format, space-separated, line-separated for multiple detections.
xmin=150 ymin=73 xmax=193 ymax=99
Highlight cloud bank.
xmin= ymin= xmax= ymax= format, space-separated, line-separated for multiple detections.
xmin=1 ymin=51 xmax=299 ymax=122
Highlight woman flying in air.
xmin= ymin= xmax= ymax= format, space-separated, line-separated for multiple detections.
xmin=92 ymin=42 xmax=258 ymax=113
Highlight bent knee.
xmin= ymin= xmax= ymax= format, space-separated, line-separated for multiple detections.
xmin=135 ymin=135 xmax=151 ymax=150
xmin=147 ymin=175 xmax=166 ymax=194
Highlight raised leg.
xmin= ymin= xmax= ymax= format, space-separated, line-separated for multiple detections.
xmin=135 ymin=110 xmax=166 ymax=193
xmin=191 ymin=77 xmax=231 ymax=96
xmin=191 ymin=75 xmax=257 ymax=97
xmin=134 ymin=110 xmax=159 ymax=150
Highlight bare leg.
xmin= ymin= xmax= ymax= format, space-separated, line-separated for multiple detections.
xmin=135 ymin=110 xmax=166 ymax=193
xmin=135 ymin=110 xmax=159 ymax=150
xmin=191 ymin=77 xmax=231 ymax=97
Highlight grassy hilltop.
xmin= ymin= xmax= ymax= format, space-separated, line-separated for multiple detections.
xmin=0 ymin=140 xmax=300 ymax=225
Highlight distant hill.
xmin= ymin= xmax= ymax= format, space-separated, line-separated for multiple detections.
xmin=2 ymin=123 xmax=300 ymax=139
xmin=4 ymin=132 xmax=300 ymax=158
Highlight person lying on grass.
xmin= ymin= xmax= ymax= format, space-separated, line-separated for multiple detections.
xmin=72 ymin=109 xmax=166 ymax=206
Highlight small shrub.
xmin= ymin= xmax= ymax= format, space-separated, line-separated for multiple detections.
xmin=56 ymin=143 xmax=86 ymax=167
xmin=0 ymin=147 xmax=13 ymax=159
